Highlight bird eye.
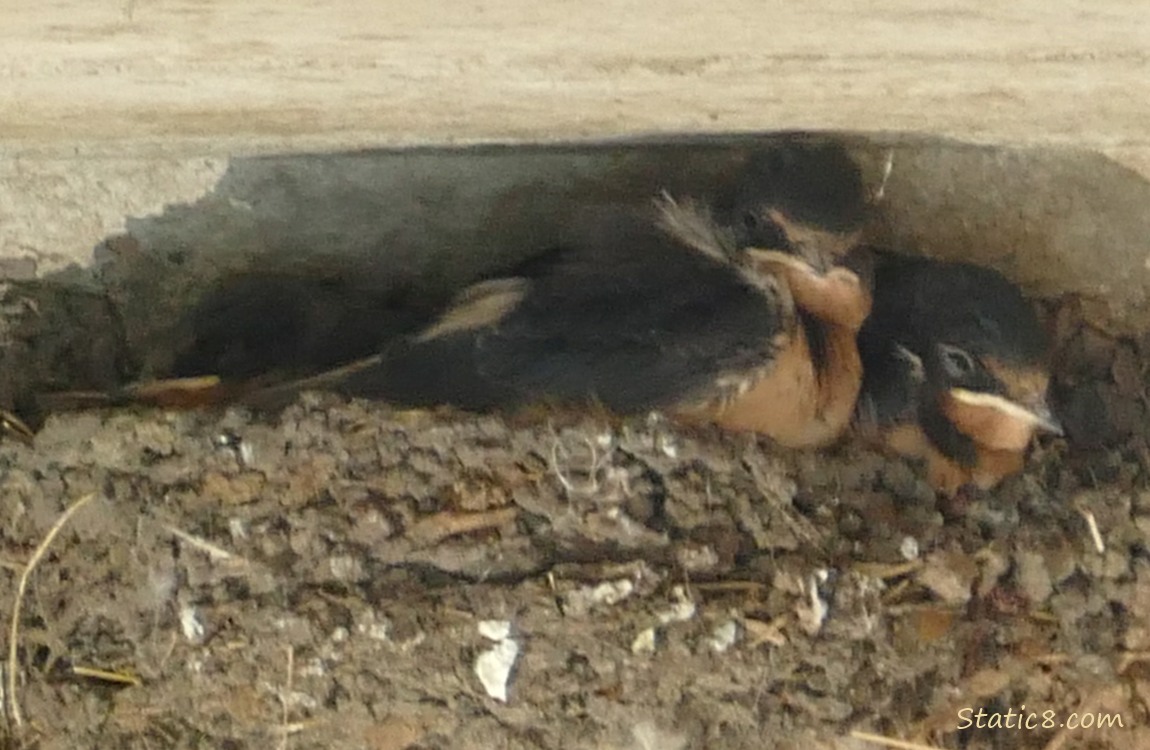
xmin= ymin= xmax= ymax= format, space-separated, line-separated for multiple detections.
xmin=739 ymin=211 xmax=789 ymax=250
xmin=937 ymin=344 xmax=977 ymax=379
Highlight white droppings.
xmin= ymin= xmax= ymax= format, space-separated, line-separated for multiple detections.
xmin=227 ymin=517 xmax=248 ymax=540
xmin=631 ymin=627 xmax=657 ymax=654
xmin=179 ymin=604 xmax=205 ymax=642
xmin=708 ymin=620 xmax=739 ymax=653
xmin=590 ymin=579 xmax=634 ymax=605
xmin=475 ymin=637 xmax=519 ymax=702
xmin=796 ymin=573 xmax=829 ymax=635
xmin=563 ymin=579 xmax=635 ymax=616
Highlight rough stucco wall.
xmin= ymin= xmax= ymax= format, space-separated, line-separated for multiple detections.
xmin=0 ymin=157 xmax=226 ymax=278
xmin=1 ymin=0 xmax=1148 ymax=336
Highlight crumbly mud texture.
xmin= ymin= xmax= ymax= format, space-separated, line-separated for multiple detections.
xmin=0 ymin=375 xmax=1147 ymax=750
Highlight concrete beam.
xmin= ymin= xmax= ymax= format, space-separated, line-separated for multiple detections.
xmin=4 ymin=1 xmax=1147 ymax=160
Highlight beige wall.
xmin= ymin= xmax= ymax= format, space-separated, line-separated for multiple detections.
xmin=4 ymin=1 xmax=1147 ymax=158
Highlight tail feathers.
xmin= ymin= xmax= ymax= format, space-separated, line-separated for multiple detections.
xmin=35 ymin=351 xmax=393 ymax=418
xmin=238 ymin=354 xmax=385 ymax=410
xmin=38 ymin=375 xmax=232 ymax=412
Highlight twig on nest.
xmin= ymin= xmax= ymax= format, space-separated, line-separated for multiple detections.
xmin=6 ymin=492 xmax=96 ymax=728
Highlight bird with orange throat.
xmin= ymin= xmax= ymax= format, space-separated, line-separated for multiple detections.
xmin=39 ymin=138 xmax=876 ymax=451
xmin=854 ymin=253 xmax=1062 ymax=495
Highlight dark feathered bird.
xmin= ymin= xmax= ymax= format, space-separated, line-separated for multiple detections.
xmin=854 ymin=253 xmax=1061 ymax=494
xmin=325 ymin=200 xmax=871 ymax=447
xmin=718 ymin=137 xmax=870 ymax=273
xmin=37 ymin=138 xmax=874 ymax=449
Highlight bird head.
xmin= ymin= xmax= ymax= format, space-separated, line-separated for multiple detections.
xmin=867 ymin=257 xmax=1062 ymax=459
xmin=927 ymin=341 xmax=1062 ymax=451
xmin=724 ymin=138 xmax=870 ymax=273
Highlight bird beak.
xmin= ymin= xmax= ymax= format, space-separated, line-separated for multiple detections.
xmin=1026 ymin=401 xmax=1064 ymax=436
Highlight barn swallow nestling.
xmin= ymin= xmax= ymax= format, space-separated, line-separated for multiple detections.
xmin=217 ymin=141 xmax=869 ymax=444
xmin=718 ymin=138 xmax=870 ymax=274
xmin=37 ymin=138 xmax=874 ymax=448
xmin=36 ymin=208 xmax=871 ymax=448
xmin=854 ymin=254 xmax=1063 ymax=495
xmin=316 ymin=197 xmax=872 ymax=449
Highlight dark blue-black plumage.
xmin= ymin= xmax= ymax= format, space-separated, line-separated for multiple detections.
xmin=337 ymin=206 xmax=788 ymax=413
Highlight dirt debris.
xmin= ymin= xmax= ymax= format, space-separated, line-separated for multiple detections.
xmin=0 ymin=380 xmax=1143 ymax=749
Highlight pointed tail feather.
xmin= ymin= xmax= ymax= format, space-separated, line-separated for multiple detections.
xmin=38 ymin=375 xmax=232 ymax=412
xmin=237 ymin=354 xmax=385 ymax=410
